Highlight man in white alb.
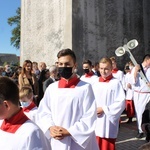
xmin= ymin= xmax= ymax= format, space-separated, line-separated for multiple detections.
xmin=37 ymin=48 xmax=99 ymax=150
xmin=130 ymin=54 xmax=150 ymax=138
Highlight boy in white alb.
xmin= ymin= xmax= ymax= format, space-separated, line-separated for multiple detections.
xmin=19 ymin=86 xmax=38 ymax=122
xmin=0 ymin=77 xmax=51 ymax=150
xmin=80 ymin=59 xmax=98 ymax=85
xmin=37 ymin=49 xmax=99 ymax=150
xmin=92 ymin=57 xmax=125 ymax=150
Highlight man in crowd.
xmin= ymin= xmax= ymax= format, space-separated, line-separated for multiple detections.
xmin=3 ymin=64 xmax=14 ymax=77
xmin=92 ymin=62 xmax=101 ymax=77
xmin=43 ymin=65 xmax=58 ymax=92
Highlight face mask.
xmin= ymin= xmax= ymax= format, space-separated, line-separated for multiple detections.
xmin=83 ymin=69 xmax=89 ymax=74
xmin=58 ymin=67 xmax=73 ymax=79
xmin=20 ymin=101 xmax=31 ymax=108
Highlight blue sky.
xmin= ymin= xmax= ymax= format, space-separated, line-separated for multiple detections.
xmin=0 ymin=0 xmax=20 ymax=56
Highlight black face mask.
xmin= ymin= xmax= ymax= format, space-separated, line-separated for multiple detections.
xmin=83 ymin=69 xmax=90 ymax=74
xmin=58 ymin=67 xmax=73 ymax=79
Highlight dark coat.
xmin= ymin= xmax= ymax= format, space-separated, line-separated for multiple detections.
xmin=43 ymin=77 xmax=54 ymax=92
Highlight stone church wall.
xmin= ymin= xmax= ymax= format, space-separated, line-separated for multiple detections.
xmin=21 ymin=0 xmax=150 ymax=73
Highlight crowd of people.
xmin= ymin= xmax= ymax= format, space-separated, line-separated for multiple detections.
xmin=0 ymin=48 xmax=150 ymax=150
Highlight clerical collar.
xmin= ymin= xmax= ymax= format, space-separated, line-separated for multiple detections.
xmin=112 ymin=68 xmax=118 ymax=73
xmin=99 ymin=74 xmax=113 ymax=82
xmin=0 ymin=108 xmax=29 ymax=133
xmin=58 ymin=75 xmax=80 ymax=88
xmin=85 ymin=71 xmax=94 ymax=77
xmin=23 ymin=101 xmax=37 ymax=112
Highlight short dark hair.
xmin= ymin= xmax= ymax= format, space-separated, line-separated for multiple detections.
xmin=82 ymin=60 xmax=92 ymax=67
xmin=0 ymin=77 xmax=19 ymax=105
xmin=110 ymin=56 xmax=116 ymax=62
xmin=143 ymin=54 xmax=150 ymax=62
xmin=93 ymin=62 xmax=99 ymax=67
xmin=57 ymin=48 xmax=76 ymax=63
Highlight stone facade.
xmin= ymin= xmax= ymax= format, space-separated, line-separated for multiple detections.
xmin=21 ymin=0 xmax=72 ymax=68
xmin=21 ymin=0 xmax=150 ymax=73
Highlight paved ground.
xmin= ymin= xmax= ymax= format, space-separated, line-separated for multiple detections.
xmin=116 ymin=114 xmax=147 ymax=150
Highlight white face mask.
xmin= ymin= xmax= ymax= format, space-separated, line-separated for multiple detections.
xmin=20 ymin=101 xmax=31 ymax=108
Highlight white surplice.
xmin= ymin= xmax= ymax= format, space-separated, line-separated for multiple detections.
xmin=37 ymin=81 xmax=99 ymax=150
xmin=112 ymin=70 xmax=125 ymax=88
xmin=0 ymin=120 xmax=51 ymax=150
xmin=92 ymin=78 xmax=125 ymax=138
xmin=80 ymin=74 xmax=98 ymax=85
xmin=124 ymin=72 xmax=134 ymax=100
xmin=23 ymin=107 xmax=38 ymax=123
xmin=130 ymin=67 xmax=150 ymax=133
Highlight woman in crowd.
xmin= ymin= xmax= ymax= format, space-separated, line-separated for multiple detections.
xmin=18 ymin=60 xmax=39 ymax=105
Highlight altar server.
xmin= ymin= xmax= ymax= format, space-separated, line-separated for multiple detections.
xmin=19 ymin=85 xmax=38 ymax=122
xmin=38 ymin=49 xmax=99 ymax=150
xmin=130 ymin=54 xmax=150 ymax=138
xmin=0 ymin=77 xmax=51 ymax=150
xmin=80 ymin=59 xmax=98 ymax=85
xmin=92 ymin=57 xmax=125 ymax=150
xmin=110 ymin=56 xmax=125 ymax=87
xmin=124 ymin=62 xmax=135 ymax=123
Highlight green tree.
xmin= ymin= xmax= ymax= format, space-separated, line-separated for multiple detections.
xmin=8 ymin=7 xmax=20 ymax=49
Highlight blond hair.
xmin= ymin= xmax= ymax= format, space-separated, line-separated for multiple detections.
xmin=99 ymin=57 xmax=112 ymax=66
xmin=19 ymin=85 xmax=33 ymax=99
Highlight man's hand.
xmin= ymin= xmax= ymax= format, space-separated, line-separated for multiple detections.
xmin=134 ymin=64 xmax=141 ymax=72
xmin=49 ymin=126 xmax=70 ymax=140
xmin=127 ymin=83 xmax=132 ymax=89
xmin=97 ymin=107 xmax=104 ymax=117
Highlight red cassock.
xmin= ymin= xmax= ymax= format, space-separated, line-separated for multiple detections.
xmin=96 ymin=136 xmax=116 ymax=150
xmin=126 ymin=99 xmax=135 ymax=117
